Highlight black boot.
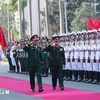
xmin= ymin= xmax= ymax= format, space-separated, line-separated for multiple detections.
xmin=65 ymin=70 xmax=72 ymax=81
xmin=64 ymin=70 xmax=69 ymax=80
xmin=91 ymin=72 xmax=97 ymax=84
xmin=72 ymin=70 xmax=78 ymax=81
xmin=72 ymin=70 xmax=75 ymax=81
xmin=97 ymin=72 xmax=100 ymax=85
xmin=75 ymin=70 xmax=78 ymax=81
xmin=83 ymin=71 xmax=88 ymax=82
xmin=87 ymin=71 xmax=92 ymax=83
xmin=78 ymin=70 xmax=84 ymax=82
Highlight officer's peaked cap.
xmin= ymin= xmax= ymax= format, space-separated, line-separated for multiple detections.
xmin=30 ymin=34 xmax=38 ymax=41
xmin=52 ymin=34 xmax=60 ymax=39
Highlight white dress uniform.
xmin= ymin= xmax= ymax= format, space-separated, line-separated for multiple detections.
xmin=90 ymin=40 xmax=95 ymax=71
xmin=91 ymin=40 xmax=98 ymax=72
xmin=96 ymin=39 xmax=100 ymax=72
xmin=86 ymin=40 xmax=92 ymax=71
xmin=85 ymin=40 xmax=91 ymax=71
xmin=70 ymin=41 xmax=75 ymax=70
xmin=64 ymin=42 xmax=71 ymax=70
xmin=78 ymin=40 xmax=84 ymax=70
xmin=83 ymin=41 xmax=88 ymax=71
xmin=10 ymin=45 xmax=17 ymax=66
xmin=0 ymin=45 xmax=5 ymax=66
xmin=74 ymin=41 xmax=79 ymax=70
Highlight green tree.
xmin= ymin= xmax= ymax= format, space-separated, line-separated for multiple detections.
xmin=41 ymin=0 xmax=60 ymax=35
xmin=0 ymin=2 xmax=13 ymax=40
xmin=9 ymin=0 xmax=28 ymax=39
xmin=71 ymin=2 xmax=95 ymax=31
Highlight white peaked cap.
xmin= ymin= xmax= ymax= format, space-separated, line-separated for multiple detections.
xmin=82 ymin=30 xmax=87 ymax=34
xmin=59 ymin=33 xmax=64 ymax=37
xmin=88 ymin=30 xmax=92 ymax=33
xmin=92 ymin=29 xmax=97 ymax=33
xmin=98 ymin=28 xmax=100 ymax=32
xmin=52 ymin=34 xmax=58 ymax=38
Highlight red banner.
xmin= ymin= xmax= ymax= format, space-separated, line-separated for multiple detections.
xmin=87 ymin=18 xmax=94 ymax=30
xmin=87 ymin=17 xmax=100 ymax=30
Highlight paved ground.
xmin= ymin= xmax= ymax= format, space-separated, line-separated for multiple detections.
xmin=0 ymin=62 xmax=100 ymax=100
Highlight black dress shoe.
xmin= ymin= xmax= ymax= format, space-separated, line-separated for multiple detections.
xmin=60 ymin=87 xmax=64 ymax=90
xmin=91 ymin=80 xmax=97 ymax=84
xmin=42 ymin=74 xmax=48 ymax=77
xmin=53 ymin=87 xmax=56 ymax=90
xmin=97 ymin=82 xmax=100 ymax=85
xmin=31 ymin=89 xmax=35 ymax=92
xmin=38 ymin=88 xmax=43 ymax=92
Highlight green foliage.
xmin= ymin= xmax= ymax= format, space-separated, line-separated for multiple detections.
xmin=21 ymin=0 xmax=27 ymax=10
xmin=9 ymin=0 xmax=18 ymax=13
xmin=41 ymin=0 xmax=60 ymax=34
xmin=8 ymin=0 xmax=28 ymax=39
xmin=0 ymin=2 xmax=13 ymax=37
xmin=2 ymin=57 xmax=8 ymax=62
xmin=22 ymin=33 xmax=29 ymax=39
xmin=9 ymin=0 xmax=27 ymax=13
xmin=71 ymin=2 xmax=95 ymax=31
xmin=66 ymin=0 xmax=77 ymax=31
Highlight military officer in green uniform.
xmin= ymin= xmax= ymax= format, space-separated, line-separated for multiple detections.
xmin=43 ymin=34 xmax=66 ymax=90
xmin=23 ymin=34 xmax=43 ymax=92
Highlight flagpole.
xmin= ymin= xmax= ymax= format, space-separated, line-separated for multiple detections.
xmin=18 ymin=0 xmax=22 ymax=39
xmin=7 ymin=0 xmax=10 ymax=41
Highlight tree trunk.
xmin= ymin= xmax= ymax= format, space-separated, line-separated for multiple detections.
xmin=22 ymin=9 xmax=25 ymax=35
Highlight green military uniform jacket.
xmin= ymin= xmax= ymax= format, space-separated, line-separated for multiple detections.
xmin=44 ymin=45 xmax=66 ymax=66
xmin=23 ymin=45 xmax=42 ymax=67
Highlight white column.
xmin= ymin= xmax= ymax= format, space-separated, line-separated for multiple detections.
xmin=59 ymin=0 xmax=64 ymax=34
xmin=44 ymin=0 xmax=49 ymax=37
xmin=28 ymin=0 xmax=32 ymax=38
xmin=37 ymin=0 xmax=41 ymax=36
xmin=64 ymin=2 xmax=68 ymax=33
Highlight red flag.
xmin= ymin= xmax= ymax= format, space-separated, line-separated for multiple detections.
xmin=87 ymin=18 xmax=94 ymax=30
xmin=93 ymin=17 xmax=100 ymax=30
xmin=0 ymin=26 xmax=7 ymax=51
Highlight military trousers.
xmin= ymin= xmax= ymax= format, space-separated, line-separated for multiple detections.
xmin=29 ymin=66 xmax=42 ymax=90
xmin=51 ymin=66 xmax=64 ymax=88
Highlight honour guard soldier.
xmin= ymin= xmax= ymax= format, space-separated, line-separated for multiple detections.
xmin=23 ymin=34 xmax=43 ymax=92
xmin=96 ymin=28 xmax=100 ymax=85
xmin=83 ymin=31 xmax=88 ymax=82
xmin=43 ymin=34 xmax=66 ymax=90
xmin=19 ymin=40 xmax=25 ymax=73
xmin=41 ymin=36 xmax=49 ymax=77
xmin=64 ymin=33 xmax=71 ymax=80
xmin=13 ymin=41 xmax=20 ymax=73
xmin=6 ymin=42 xmax=13 ymax=72
xmin=73 ymin=32 xmax=78 ymax=81
xmin=78 ymin=31 xmax=85 ymax=82
xmin=87 ymin=30 xmax=93 ymax=83
xmin=65 ymin=33 xmax=72 ymax=81
xmin=10 ymin=42 xmax=17 ymax=72
xmin=91 ymin=29 xmax=98 ymax=84
xmin=70 ymin=32 xmax=76 ymax=81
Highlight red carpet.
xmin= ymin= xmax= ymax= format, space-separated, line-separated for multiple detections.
xmin=0 ymin=76 xmax=100 ymax=100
